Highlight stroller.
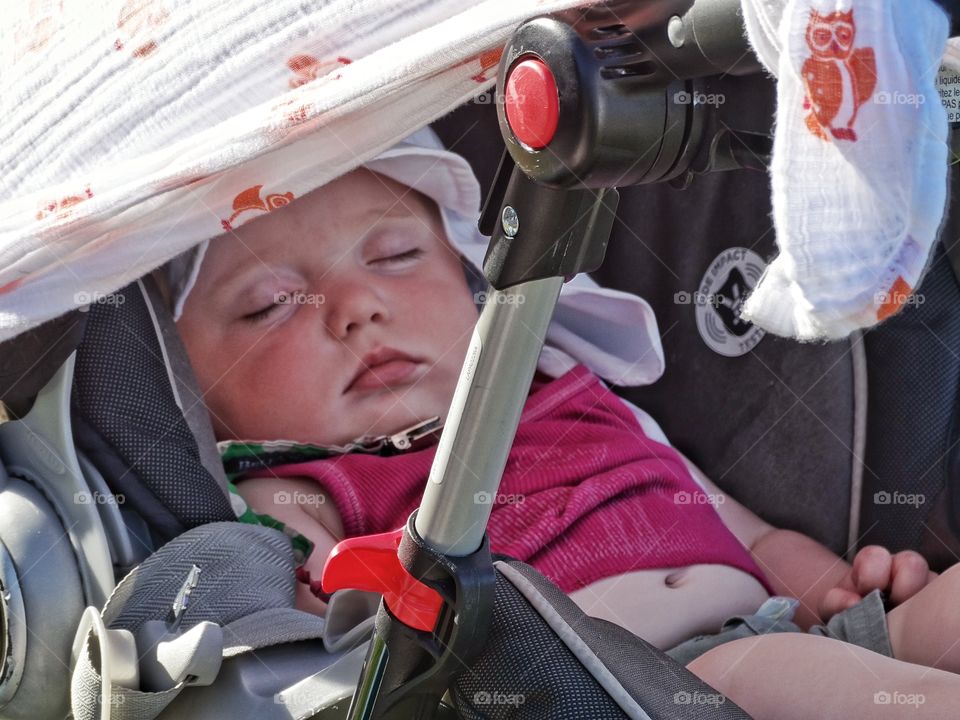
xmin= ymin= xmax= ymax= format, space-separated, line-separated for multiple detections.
xmin=1 ymin=0 xmax=959 ymax=717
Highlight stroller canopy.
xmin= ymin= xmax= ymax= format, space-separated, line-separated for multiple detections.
xmin=0 ymin=0 xmax=594 ymax=341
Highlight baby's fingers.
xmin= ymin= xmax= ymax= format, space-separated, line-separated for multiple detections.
xmin=888 ymin=550 xmax=930 ymax=606
xmin=819 ymin=586 xmax=862 ymax=620
xmin=851 ymin=545 xmax=893 ymax=595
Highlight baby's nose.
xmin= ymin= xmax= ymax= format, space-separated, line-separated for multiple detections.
xmin=327 ymin=282 xmax=389 ymax=338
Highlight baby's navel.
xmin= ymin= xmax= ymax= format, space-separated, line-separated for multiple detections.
xmin=664 ymin=569 xmax=687 ymax=588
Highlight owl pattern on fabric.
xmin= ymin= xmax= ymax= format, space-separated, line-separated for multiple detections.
xmin=801 ymin=9 xmax=877 ymax=142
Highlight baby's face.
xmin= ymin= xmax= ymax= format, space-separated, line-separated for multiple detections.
xmin=177 ymin=168 xmax=480 ymax=446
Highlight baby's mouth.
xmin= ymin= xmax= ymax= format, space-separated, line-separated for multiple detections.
xmin=345 ymin=348 xmax=424 ymax=393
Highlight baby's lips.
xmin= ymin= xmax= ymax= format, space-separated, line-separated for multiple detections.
xmin=347 ymin=358 xmax=421 ymax=392
xmin=346 ymin=347 xmax=423 ymax=393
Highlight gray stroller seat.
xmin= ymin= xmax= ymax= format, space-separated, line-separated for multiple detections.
xmin=0 ymin=276 xmax=752 ymax=719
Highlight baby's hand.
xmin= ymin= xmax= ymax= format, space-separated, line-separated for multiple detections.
xmin=819 ymin=545 xmax=935 ymax=620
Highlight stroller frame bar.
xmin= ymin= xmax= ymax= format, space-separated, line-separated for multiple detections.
xmin=414 ymin=276 xmax=562 ymax=556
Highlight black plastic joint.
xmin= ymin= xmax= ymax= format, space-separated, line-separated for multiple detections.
xmin=480 ymin=165 xmax=619 ymax=290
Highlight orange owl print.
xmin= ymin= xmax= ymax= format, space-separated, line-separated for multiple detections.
xmin=451 ymin=48 xmax=504 ymax=84
xmin=221 ymin=185 xmax=295 ymax=231
xmin=115 ymin=0 xmax=169 ymax=59
xmin=13 ymin=0 xmax=63 ymax=62
xmin=801 ymin=9 xmax=877 ymax=142
xmin=471 ymin=48 xmax=504 ymax=83
xmin=286 ymin=55 xmax=352 ymax=89
xmin=36 ymin=186 xmax=93 ymax=222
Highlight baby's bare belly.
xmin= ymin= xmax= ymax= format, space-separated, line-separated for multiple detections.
xmin=238 ymin=477 xmax=770 ymax=650
xmin=568 ymin=564 xmax=771 ymax=651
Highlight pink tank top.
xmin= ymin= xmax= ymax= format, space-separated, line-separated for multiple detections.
xmin=265 ymin=365 xmax=771 ymax=594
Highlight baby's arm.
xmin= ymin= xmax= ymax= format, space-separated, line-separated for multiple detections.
xmin=679 ymin=455 xmax=933 ymax=628
xmin=234 ymin=476 xmax=343 ymax=616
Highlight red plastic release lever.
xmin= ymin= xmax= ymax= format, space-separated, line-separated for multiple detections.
xmin=504 ymin=57 xmax=560 ymax=150
xmin=321 ymin=527 xmax=444 ymax=632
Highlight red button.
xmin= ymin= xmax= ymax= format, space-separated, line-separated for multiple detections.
xmin=504 ymin=57 xmax=559 ymax=150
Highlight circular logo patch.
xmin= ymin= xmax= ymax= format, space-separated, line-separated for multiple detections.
xmin=693 ymin=247 xmax=766 ymax=357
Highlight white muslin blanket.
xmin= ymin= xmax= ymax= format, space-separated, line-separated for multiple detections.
xmin=6 ymin=0 xmax=952 ymax=356
xmin=739 ymin=0 xmax=954 ymax=340
xmin=0 ymin=0 xmax=672 ymax=387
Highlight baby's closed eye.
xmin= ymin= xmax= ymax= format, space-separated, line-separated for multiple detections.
xmin=241 ymin=289 xmax=303 ymax=323
xmin=369 ymin=247 xmax=424 ymax=266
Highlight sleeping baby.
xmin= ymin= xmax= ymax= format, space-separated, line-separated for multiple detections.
xmin=169 ymin=128 xmax=960 ymax=719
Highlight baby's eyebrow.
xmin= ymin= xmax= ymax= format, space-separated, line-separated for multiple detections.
xmin=211 ymin=260 xmax=289 ymax=302
xmin=358 ymin=206 xmax=416 ymax=224
xmin=349 ymin=213 xmax=426 ymax=244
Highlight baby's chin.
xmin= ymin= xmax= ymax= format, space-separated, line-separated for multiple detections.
xmin=212 ymin=382 xmax=456 ymax=447
xmin=333 ymin=386 xmax=454 ymax=441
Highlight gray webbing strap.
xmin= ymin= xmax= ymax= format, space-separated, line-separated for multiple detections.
xmin=71 ymin=606 xmax=332 ymax=720
xmin=68 ymin=522 xmax=379 ymax=720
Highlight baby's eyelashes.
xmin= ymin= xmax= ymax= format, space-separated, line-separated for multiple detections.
xmin=241 ymin=289 xmax=301 ymax=323
xmin=360 ymin=225 xmax=429 ymax=268
xmin=235 ymin=245 xmax=426 ymax=324
xmin=367 ymin=247 xmax=425 ymax=267
xmin=242 ymin=302 xmax=281 ymax=323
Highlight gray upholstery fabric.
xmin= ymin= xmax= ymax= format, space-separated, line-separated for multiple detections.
xmin=71 ymin=523 xmax=329 ymax=720
xmin=861 ymin=241 xmax=960 ymax=569
xmin=594 ymin=168 xmax=854 ymax=553
xmin=140 ymin=277 xmax=231 ymax=500
xmin=71 ymin=278 xmax=235 ymax=544
xmin=451 ymin=559 xmax=750 ymax=719
xmin=102 ymin=523 xmax=299 ymax=630
xmin=0 ymin=308 xmax=87 ymax=416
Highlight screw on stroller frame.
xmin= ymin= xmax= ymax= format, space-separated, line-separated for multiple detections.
xmin=320 ymin=1 xmax=959 ymax=718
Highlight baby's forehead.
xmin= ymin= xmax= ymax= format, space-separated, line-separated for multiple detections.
xmin=200 ymin=171 xmax=447 ymax=273
xmin=240 ymin=170 xmax=422 ymax=229
xmin=278 ymin=169 xmax=433 ymax=227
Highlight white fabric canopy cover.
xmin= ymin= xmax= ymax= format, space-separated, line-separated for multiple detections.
xmin=0 ymin=0 xmax=600 ymax=341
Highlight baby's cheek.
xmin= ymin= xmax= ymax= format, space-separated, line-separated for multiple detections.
xmin=444 ymin=294 xmax=480 ymax=359
xmin=208 ymin=348 xmax=314 ymax=440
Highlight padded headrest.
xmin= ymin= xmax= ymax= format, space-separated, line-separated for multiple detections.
xmin=70 ymin=276 xmax=234 ymax=544
xmin=0 ymin=309 xmax=88 ymax=417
